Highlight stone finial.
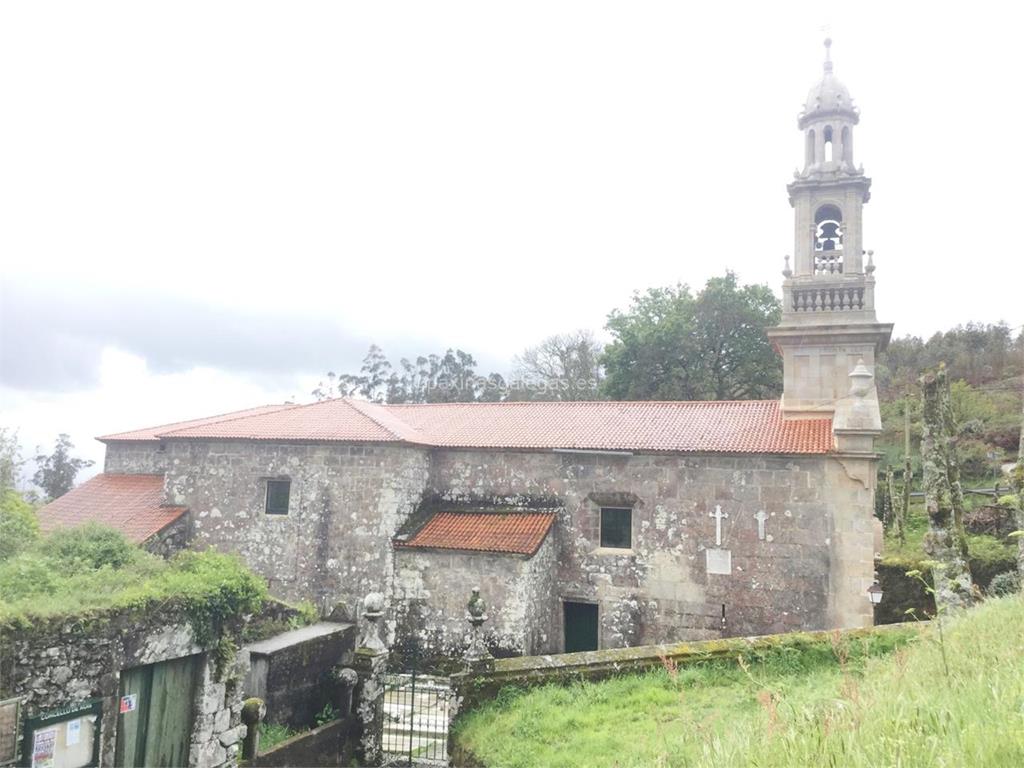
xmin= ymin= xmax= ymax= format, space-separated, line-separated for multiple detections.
xmin=467 ymin=587 xmax=487 ymax=620
xmin=782 ymin=255 xmax=792 ymax=278
xmin=865 ymin=250 xmax=875 ymax=274
xmin=463 ymin=588 xmax=493 ymax=671
xmin=848 ymin=358 xmax=873 ymax=398
xmin=823 ymin=37 xmax=833 ymax=74
xmin=359 ymin=592 xmax=387 ymax=652
xmin=334 ymin=666 xmax=359 ymax=687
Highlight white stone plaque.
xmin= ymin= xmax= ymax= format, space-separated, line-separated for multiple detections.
xmin=706 ymin=548 xmax=732 ymax=575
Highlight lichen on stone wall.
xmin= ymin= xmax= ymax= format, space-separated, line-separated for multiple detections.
xmin=919 ymin=366 xmax=975 ymax=610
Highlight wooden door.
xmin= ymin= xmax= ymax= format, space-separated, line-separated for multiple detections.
xmin=115 ymin=655 xmax=199 ymax=767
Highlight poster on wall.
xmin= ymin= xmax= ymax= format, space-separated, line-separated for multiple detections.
xmin=31 ymin=729 xmax=56 ymax=768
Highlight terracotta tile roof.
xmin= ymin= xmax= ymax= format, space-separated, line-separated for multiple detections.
xmin=395 ymin=512 xmax=556 ymax=555
xmin=37 ymin=474 xmax=186 ymax=544
xmin=385 ymin=400 xmax=831 ymax=454
xmin=151 ymin=398 xmax=422 ymax=443
xmin=98 ymin=404 xmax=296 ymax=442
xmin=101 ymin=398 xmax=833 ymax=455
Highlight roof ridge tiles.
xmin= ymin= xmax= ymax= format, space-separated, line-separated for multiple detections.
xmin=98 ymin=403 xmax=295 ymax=442
xmin=343 ymin=398 xmax=431 ymax=445
xmin=157 ymin=400 xmax=312 ymax=439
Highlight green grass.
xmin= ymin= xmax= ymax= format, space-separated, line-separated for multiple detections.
xmin=259 ymin=722 xmax=299 ymax=751
xmin=455 ymin=594 xmax=1024 ymax=767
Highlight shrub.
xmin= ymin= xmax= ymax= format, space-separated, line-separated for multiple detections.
xmin=41 ymin=523 xmax=140 ymax=571
xmin=966 ymin=534 xmax=1018 ymax=590
xmin=0 ymin=490 xmax=38 ymax=561
xmin=988 ymin=571 xmax=1021 ymax=597
xmin=956 ymin=438 xmax=997 ymax=480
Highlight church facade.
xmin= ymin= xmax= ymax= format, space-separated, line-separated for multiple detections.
xmin=41 ymin=41 xmax=891 ymax=658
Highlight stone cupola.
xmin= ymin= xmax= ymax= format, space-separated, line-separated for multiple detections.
xmin=767 ymin=39 xmax=893 ymax=425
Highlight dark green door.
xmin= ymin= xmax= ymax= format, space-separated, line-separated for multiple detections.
xmin=564 ymin=602 xmax=599 ymax=652
xmin=115 ymin=655 xmax=199 ymax=767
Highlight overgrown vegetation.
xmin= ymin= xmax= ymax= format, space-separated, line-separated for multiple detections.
xmin=877 ymin=323 xmax=1022 ymax=474
xmin=258 ymin=722 xmax=298 ymax=751
xmin=0 ymin=522 xmax=267 ymax=640
xmin=455 ymin=594 xmax=1024 ymax=767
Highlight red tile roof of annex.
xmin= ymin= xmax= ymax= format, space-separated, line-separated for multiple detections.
xmin=395 ymin=512 xmax=556 ymax=556
xmin=37 ymin=473 xmax=186 ymax=544
xmin=99 ymin=398 xmax=833 ymax=455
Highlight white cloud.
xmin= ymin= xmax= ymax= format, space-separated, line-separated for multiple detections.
xmin=1 ymin=1 xmax=1022 ymax=480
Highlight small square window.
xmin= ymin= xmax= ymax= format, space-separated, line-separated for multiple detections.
xmin=600 ymin=507 xmax=632 ymax=549
xmin=265 ymin=480 xmax=291 ymax=515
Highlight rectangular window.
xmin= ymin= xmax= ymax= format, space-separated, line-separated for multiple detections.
xmin=265 ymin=480 xmax=291 ymax=515
xmin=600 ymin=507 xmax=632 ymax=549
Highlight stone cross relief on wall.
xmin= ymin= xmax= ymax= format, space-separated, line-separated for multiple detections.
xmin=705 ymin=505 xmax=732 ymax=575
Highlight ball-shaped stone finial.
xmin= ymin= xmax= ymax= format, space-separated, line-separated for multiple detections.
xmin=241 ymin=698 xmax=266 ymax=726
xmin=363 ymin=592 xmax=385 ymax=615
xmin=333 ymin=667 xmax=359 ymax=687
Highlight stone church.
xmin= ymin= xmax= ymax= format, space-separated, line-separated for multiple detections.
xmin=41 ymin=41 xmax=892 ymax=657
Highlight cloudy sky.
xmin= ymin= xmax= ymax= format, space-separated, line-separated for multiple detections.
xmin=2 ymin=1 xmax=1022 ymax=481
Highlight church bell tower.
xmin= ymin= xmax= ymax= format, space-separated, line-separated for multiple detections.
xmin=767 ymin=39 xmax=893 ymax=424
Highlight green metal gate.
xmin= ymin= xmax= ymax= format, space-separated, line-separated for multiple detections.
xmin=115 ymin=655 xmax=200 ymax=768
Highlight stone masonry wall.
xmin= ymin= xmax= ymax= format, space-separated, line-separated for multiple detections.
xmin=158 ymin=441 xmax=430 ymax=622
xmin=426 ymin=449 xmax=876 ymax=650
xmin=100 ymin=437 xmax=876 ymax=655
xmin=0 ymin=609 xmax=247 ymax=768
xmin=104 ymin=441 xmax=168 ymax=474
xmin=392 ymin=534 xmax=557 ymax=659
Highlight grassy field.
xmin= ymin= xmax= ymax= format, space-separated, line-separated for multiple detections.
xmin=454 ymin=594 xmax=1024 ymax=767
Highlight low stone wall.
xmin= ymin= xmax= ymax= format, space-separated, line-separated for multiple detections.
xmin=242 ymin=717 xmax=356 ymax=768
xmin=244 ymin=622 xmax=356 ymax=729
xmin=0 ymin=605 xmax=247 ymax=768
xmin=448 ymin=621 xmax=924 ymax=742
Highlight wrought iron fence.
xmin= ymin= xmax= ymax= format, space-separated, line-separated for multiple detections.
xmin=382 ymin=641 xmax=450 ymax=766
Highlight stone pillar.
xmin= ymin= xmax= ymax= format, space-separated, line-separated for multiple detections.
xmin=240 ymin=698 xmax=265 ymax=762
xmin=463 ymin=588 xmax=494 ymax=673
xmin=352 ymin=593 xmax=388 ymax=767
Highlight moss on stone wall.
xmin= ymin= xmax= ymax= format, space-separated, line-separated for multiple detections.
xmin=450 ymin=622 xmax=922 ymax=718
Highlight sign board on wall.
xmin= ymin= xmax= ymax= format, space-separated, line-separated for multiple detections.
xmin=22 ymin=700 xmax=102 ymax=768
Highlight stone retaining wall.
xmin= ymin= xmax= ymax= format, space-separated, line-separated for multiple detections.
xmin=447 ymin=620 xmax=924 ymax=743
xmin=0 ymin=606 xmax=247 ymax=768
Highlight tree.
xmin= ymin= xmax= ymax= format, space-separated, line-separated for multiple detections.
xmin=0 ymin=489 xmax=37 ymax=560
xmin=33 ymin=434 xmax=94 ymax=501
xmin=877 ymin=322 xmax=1023 ymax=399
xmin=0 ymin=428 xmax=25 ymax=494
xmin=316 ymin=346 xmax=506 ymax=404
xmin=919 ymin=365 xmax=975 ymax=610
xmin=511 ymin=331 xmax=603 ymax=401
xmin=601 ymin=272 xmax=782 ymax=401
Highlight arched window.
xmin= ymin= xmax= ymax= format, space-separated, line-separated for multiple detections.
xmin=806 ymin=129 xmax=816 ymax=166
xmin=823 ymin=125 xmax=834 ymax=162
xmin=814 ymin=204 xmax=844 ymax=273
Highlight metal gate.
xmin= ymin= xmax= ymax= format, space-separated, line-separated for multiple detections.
xmin=382 ymin=641 xmax=450 ymax=766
